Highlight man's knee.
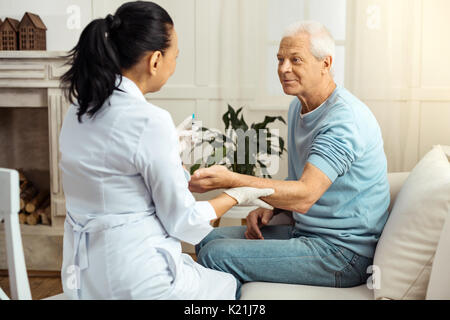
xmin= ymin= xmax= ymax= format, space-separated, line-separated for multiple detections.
xmin=196 ymin=228 xmax=222 ymax=256
xmin=197 ymin=238 xmax=230 ymax=269
xmin=196 ymin=226 xmax=243 ymax=256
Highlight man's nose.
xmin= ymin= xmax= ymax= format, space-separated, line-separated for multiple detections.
xmin=279 ymin=60 xmax=292 ymax=73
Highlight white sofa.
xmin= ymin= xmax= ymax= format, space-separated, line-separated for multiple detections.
xmin=241 ymin=145 xmax=450 ymax=300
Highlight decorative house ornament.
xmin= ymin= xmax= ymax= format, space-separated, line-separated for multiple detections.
xmin=0 ymin=18 xmax=20 ymax=50
xmin=18 ymin=12 xmax=47 ymax=50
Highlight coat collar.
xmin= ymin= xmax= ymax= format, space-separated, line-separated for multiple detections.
xmin=115 ymin=75 xmax=147 ymax=102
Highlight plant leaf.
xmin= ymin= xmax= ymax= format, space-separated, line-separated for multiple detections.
xmin=189 ymin=163 xmax=201 ymax=175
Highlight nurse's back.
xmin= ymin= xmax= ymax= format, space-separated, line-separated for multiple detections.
xmin=58 ymin=1 xmax=176 ymax=216
xmin=59 ymin=79 xmax=168 ymax=216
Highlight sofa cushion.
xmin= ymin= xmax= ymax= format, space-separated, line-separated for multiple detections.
xmin=426 ymin=212 xmax=450 ymax=299
xmin=240 ymin=282 xmax=372 ymax=300
xmin=373 ymin=145 xmax=450 ymax=300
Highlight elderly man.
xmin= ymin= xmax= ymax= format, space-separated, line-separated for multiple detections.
xmin=190 ymin=21 xmax=390 ymax=299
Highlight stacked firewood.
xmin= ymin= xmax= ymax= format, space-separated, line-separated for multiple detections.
xmin=17 ymin=169 xmax=51 ymax=225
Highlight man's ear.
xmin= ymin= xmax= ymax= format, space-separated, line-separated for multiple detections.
xmin=148 ymin=51 xmax=163 ymax=76
xmin=322 ymin=56 xmax=333 ymax=75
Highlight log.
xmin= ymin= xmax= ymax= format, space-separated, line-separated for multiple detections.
xmin=25 ymin=191 xmax=49 ymax=213
xmin=34 ymin=197 xmax=51 ymax=225
xmin=19 ymin=212 xmax=28 ymax=224
xmin=26 ymin=210 xmax=40 ymax=225
xmin=20 ymin=184 xmax=38 ymax=210
xmin=26 ymin=193 xmax=50 ymax=225
xmin=17 ymin=168 xmax=26 ymax=183
xmin=39 ymin=206 xmax=51 ymax=225
xmin=39 ymin=196 xmax=50 ymax=210
xmin=20 ymin=179 xmax=31 ymax=192
xmin=45 ymin=206 xmax=51 ymax=224
xmin=18 ymin=169 xmax=29 ymax=191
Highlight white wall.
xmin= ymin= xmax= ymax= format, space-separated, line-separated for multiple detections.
xmin=2 ymin=0 xmax=449 ymax=176
xmin=0 ymin=0 xmax=92 ymax=51
xmin=347 ymin=0 xmax=450 ymax=172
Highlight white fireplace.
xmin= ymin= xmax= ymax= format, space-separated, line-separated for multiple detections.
xmin=0 ymin=51 xmax=70 ymax=271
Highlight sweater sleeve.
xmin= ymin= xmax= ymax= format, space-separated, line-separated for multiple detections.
xmin=307 ymin=107 xmax=365 ymax=182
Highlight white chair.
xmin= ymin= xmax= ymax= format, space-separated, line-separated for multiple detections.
xmin=0 ymin=168 xmax=32 ymax=300
xmin=0 ymin=168 xmax=66 ymax=300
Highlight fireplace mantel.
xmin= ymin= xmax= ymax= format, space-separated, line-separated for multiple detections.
xmin=0 ymin=51 xmax=71 ymax=233
xmin=0 ymin=51 xmax=69 ymax=88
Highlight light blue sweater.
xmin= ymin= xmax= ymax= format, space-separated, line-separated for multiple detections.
xmin=287 ymin=86 xmax=390 ymax=258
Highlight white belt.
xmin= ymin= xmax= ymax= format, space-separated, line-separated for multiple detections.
xmin=65 ymin=210 xmax=153 ymax=298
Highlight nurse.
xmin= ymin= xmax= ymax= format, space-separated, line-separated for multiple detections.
xmin=59 ymin=1 xmax=273 ymax=300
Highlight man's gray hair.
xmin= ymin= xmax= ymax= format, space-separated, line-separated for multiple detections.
xmin=283 ymin=21 xmax=335 ymax=71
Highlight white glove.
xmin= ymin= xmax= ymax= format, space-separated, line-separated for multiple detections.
xmin=224 ymin=187 xmax=274 ymax=210
xmin=176 ymin=115 xmax=194 ymax=156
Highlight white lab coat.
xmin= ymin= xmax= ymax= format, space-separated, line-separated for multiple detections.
xmin=59 ymin=76 xmax=236 ymax=299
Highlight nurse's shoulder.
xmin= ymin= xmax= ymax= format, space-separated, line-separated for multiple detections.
xmin=118 ymin=98 xmax=177 ymax=153
xmin=133 ymin=99 xmax=175 ymax=132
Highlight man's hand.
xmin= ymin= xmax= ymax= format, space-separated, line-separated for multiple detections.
xmin=244 ymin=207 xmax=274 ymax=240
xmin=189 ymin=165 xmax=236 ymax=193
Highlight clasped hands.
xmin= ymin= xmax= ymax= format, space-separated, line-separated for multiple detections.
xmin=176 ymin=116 xmax=275 ymax=239
xmin=189 ymin=164 xmax=275 ymax=240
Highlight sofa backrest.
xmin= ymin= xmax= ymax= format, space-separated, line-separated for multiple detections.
xmin=386 ymin=172 xmax=410 ymax=212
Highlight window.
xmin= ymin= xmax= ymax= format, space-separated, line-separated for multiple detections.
xmin=265 ymin=0 xmax=347 ymax=97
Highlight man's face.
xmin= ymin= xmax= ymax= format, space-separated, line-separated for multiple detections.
xmin=277 ymin=33 xmax=324 ymax=97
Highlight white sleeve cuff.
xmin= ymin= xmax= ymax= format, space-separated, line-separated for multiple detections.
xmin=183 ymin=167 xmax=191 ymax=182
xmin=195 ymin=200 xmax=217 ymax=221
xmin=172 ymin=201 xmax=217 ymax=245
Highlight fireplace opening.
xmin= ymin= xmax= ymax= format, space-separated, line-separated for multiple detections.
xmin=0 ymin=107 xmax=51 ymax=225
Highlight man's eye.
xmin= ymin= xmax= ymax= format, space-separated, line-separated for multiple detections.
xmin=293 ymin=58 xmax=301 ymax=63
xmin=277 ymin=58 xmax=284 ymax=63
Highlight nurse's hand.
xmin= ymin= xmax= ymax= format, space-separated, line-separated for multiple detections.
xmin=223 ymin=187 xmax=274 ymax=209
xmin=245 ymin=207 xmax=274 ymax=240
xmin=176 ymin=115 xmax=197 ymax=156
xmin=189 ymin=165 xmax=237 ymax=193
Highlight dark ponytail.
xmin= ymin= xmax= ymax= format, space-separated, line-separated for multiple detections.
xmin=61 ymin=1 xmax=174 ymax=123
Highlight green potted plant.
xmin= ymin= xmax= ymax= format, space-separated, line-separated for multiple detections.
xmin=189 ymin=104 xmax=287 ymax=221
xmin=189 ymin=104 xmax=287 ymax=177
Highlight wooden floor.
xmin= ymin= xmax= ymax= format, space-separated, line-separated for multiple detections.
xmin=0 ymin=270 xmax=63 ymax=300
xmin=0 ymin=253 xmax=197 ymax=300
